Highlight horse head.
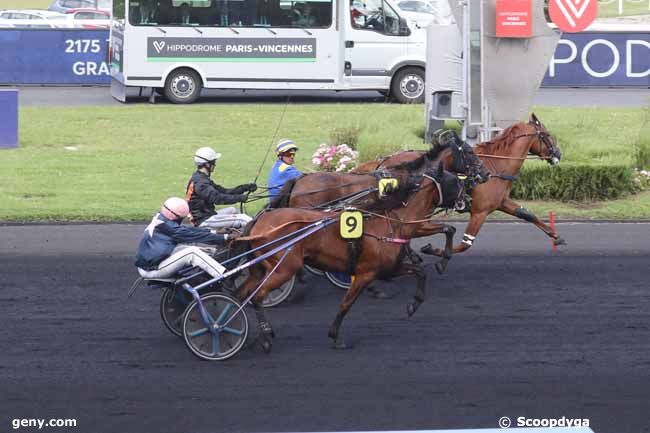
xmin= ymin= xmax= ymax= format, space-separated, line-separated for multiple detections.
xmin=427 ymin=161 xmax=465 ymax=210
xmin=440 ymin=130 xmax=490 ymax=185
xmin=529 ymin=113 xmax=562 ymax=166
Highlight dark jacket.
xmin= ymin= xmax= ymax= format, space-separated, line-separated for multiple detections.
xmin=185 ymin=171 xmax=249 ymax=226
xmin=134 ymin=213 xmax=226 ymax=270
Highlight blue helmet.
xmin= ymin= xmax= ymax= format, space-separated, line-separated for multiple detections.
xmin=276 ymin=139 xmax=298 ymax=156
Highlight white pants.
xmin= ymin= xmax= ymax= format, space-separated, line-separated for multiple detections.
xmin=199 ymin=207 xmax=252 ymax=230
xmin=138 ymin=246 xmax=226 ymax=280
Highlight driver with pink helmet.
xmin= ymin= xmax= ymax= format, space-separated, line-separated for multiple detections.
xmin=135 ymin=197 xmax=234 ymax=279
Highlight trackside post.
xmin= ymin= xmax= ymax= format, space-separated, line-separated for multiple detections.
xmin=0 ymin=89 xmax=18 ymax=149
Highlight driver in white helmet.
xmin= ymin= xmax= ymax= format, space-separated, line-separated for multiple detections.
xmin=185 ymin=147 xmax=257 ymax=230
xmin=135 ymin=197 xmax=234 ymax=279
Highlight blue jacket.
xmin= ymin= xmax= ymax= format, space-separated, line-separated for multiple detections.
xmin=134 ymin=213 xmax=226 ymax=270
xmin=268 ymin=160 xmax=302 ymax=199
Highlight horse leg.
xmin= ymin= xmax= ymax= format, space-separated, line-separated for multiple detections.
xmin=391 ymin=262 xmax=427 ymax=317
xmin=416 ymin=222 xmax=457 ymax=272
xmin=328 ymin=272 xmax=375 ymax=350
xmin=421 ymin=212 xmax=489 ymax=256
xmin=249 ymin=266 xmax=301 ymax=353
xmin=251 ymin=299 xmax=274 ymax=354
xmin=499 ymin=197 xmax=566 ymax=246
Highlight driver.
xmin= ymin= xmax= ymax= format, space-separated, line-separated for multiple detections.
xmin=135 ymin=197 xmax=235 ymax=279
xmin=186 ymin=147 xmax=256 ymax=230
xmin=267 ymin=139 xmax=302 ymax=200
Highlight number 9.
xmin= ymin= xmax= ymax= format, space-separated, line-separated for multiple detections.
xmin=346 ymin=216 xmax=357 ymax=233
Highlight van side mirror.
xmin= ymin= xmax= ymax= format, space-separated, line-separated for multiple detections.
xmin=398 ymin=17 xmax=411 ymax=36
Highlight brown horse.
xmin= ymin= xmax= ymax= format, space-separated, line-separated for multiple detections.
xmin=420 ymin=113 xmax=564 ymax=256
xmin=270 ymin=136 xmax=488 ymax=264
xmin=236 ymin=164 xmax=463 ymax=351
xmin=273 ymin=132 xmax=489 ymax=210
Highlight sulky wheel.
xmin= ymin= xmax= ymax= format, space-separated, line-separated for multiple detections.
xmin=182 ymin=293 xmax=249 ymax=361
xmin=232 ymin=262 xmax=295 ymax=308
xmin=304 ymin=264 xmax=325 ymax=276
xmin=160 ymin=285 xmax=194 ymax=337
xmin=324 ymin=272 xmax=352 ymax=290
xmin=262 ymin=276 xmax=296 ymax=308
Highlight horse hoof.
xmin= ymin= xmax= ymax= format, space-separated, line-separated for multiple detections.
xmin=420 ymin=244 xmax=434 ymax=255
xmin=554 ymin=237 xmax=567 ymax=246
xmin=407 ymin=304 xmax=416 ymax=317
xmin=331 ymin=339 xmax=351 ymax=350
xmin=260 ymin=339 xmax=273 ymax=354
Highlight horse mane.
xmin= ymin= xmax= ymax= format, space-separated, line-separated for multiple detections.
xmin=474 ymin=123 xmax=524 ymax=154
xmin=383 ymin=146 xmax=441 ymax=172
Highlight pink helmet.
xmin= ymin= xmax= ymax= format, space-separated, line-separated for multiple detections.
xmin=160 ymin=197 xmax=189 ymax=221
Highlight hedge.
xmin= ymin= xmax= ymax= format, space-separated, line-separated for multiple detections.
xmin=511 ymin=164 xmax=637 ymax=202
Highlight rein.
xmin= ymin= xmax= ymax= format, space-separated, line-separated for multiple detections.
xmin=475 ymin=130 xmax=554 ymax=161
xmin=252 ymin=95 xmax=291 ymax=184
xmin=475 ymin=153 xmax=551 ymax=161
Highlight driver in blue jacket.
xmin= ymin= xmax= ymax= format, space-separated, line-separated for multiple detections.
xmin=135 ymin=197 xmax=235 ymax=279
xmin=267 ymin=138 xmax=302 ymax=200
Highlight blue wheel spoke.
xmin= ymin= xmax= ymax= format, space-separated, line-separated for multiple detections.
xmin=222 ymin=326 xmax=244 ymax=336
xmin=212 ymin=334 xmax=221 ymax=356
xmin=215 ymin=303 xmax=234 ymax=325
xmin=202 ymin=309 xmax=216 ymax=325
xmin=189 ymin=328 xmax=209 ymax=338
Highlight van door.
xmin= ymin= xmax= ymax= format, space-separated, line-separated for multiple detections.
xmin=343 ymin=0 xmax=407 ymax=88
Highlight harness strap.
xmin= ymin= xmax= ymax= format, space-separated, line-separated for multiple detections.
xmin=422 ymin=174 xmax=443 ymax=207
xmin=490 ymin=173 xmax=519 ymax=182
xmin=379 ymin=237 xmax=409 ymax=244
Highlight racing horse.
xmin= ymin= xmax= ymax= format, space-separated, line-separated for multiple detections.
xmin=235 ymin=163 xmax=464 ymax=351
xmin=420 ymin=113 xmax=564 ymax=256
xmin=271 ymin=132 xmax=489 ymax=210
xmin=270 ymin=134 xmax=488 ymax=266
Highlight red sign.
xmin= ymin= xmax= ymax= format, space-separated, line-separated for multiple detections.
xmin=496 ymin=0 xmax=532 ymax=38
xmin=549 ymin=0 xmax=598 ymax=33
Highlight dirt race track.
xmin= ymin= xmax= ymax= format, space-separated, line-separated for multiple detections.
xmin=0 ymin=222 xmax=649 ymax=433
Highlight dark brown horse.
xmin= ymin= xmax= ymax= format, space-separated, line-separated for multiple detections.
xmin=273 ymin=132 xmax=489 ymax=210
xmin=236 ymin=165 xmax=463 ymax=351
xmin=420 ymin=113 xmax=564 ymax=256
xmin=270 ymin=136 xmax=488 ymax=262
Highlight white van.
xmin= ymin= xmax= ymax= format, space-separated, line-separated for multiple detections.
xmin=109 ymin=0 xmax=427 ymax=103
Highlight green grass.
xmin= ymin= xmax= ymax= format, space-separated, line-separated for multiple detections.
xmin=0 ymin=0 xmax=51 ymax=9
xmin=1 ymin=104 xmax=648 ymax=222
xmin=598 ymin=0 xmax=650 ymax=18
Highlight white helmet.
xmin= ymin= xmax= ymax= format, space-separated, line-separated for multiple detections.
xmin=194 ymin=147 xmax=222 ymax=166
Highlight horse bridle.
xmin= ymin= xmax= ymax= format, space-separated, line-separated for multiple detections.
xmin=475 ymin=123 xmax=558 ymax=162
xmin=513 ymin=121 xmax=559 ymax=160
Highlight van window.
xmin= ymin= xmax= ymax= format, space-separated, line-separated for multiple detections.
xmin=128 ymin=0 xmax=331 ymax=28
xmin=350 ymin=0 xmax=400 ymax=35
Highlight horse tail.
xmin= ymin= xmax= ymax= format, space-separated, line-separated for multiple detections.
xmin=269 ymin=177 xmax=299 ymax=208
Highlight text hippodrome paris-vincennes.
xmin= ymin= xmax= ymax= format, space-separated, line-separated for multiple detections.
xmin=165 ymin=44 xmax=314 ymax=53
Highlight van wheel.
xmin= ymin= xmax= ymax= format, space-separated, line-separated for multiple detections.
xmin=165 ymin=69 xmax=202 ymax=104
xmin=391 ymin=67 xmax=425 ymax=104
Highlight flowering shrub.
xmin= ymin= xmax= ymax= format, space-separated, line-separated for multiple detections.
xmin=633 ymin=168 xmax=650 ymax=191
xmin=311 ymin=143 xmax=359 ymax=173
